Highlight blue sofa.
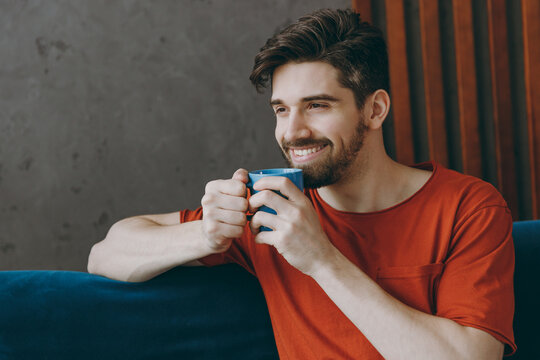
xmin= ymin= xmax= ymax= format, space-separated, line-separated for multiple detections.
xmin=0 ymin=220 xmax=538 ymax=359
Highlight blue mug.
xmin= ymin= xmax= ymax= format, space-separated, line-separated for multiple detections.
xmin=247 ymin=168 xmax=304 ymax=231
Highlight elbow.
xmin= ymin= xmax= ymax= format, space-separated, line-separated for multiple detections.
xmin=87 ymin=241 xmax=130 ymax=282
xmin=86 ymin=222 xmax=143 ymax=282
xmin=452 ymin=327 xmax=505 ymax=360
xmin=87 ymin=221 xmax=123 ymax=276
xmin=87 ymin=225 xmax=116 ymax=276
xmin=87 ymin=241 xmax=104 ymax=275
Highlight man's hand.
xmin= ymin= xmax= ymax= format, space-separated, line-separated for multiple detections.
xmin=248 ymin=176 xmax=336 ymax=276
xmin=201 ymin=168 xmax=249 ymax=253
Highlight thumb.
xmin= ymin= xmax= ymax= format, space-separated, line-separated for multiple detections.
xmin=232 ymin=168 xmax=249 ymax=183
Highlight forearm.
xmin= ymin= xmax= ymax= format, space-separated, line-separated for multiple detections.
xmin=88 ymin=218 xmax=211 ymax=282
xmin=311 ymin=249 xmax=503 ymax=360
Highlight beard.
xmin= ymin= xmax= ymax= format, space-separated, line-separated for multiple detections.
xmin=280 ymin=119 xmax=368 ymax=189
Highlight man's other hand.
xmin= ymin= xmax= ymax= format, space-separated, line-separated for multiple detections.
xmin=201 ymin=168 xmax=249 ymax=253
xmin=248 ymin=176 xmax=336 ymax=276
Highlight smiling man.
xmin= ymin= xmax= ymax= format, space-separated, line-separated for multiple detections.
xmin=272 ymin=62 xmax=370 ymax=190
xmin=88 ymin=8 xmax=516 ymax=359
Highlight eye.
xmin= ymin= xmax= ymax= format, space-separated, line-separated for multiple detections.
xmin=274 ymin=107 xmax=287 ymax=115
xmin=309 ymin=103 xmax=328 ymax=110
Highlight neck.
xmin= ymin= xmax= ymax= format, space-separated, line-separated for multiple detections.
xmin=316 ymin=133 xmax=431 ymax=213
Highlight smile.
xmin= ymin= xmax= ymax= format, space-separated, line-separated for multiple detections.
xmin=289 ymin=145 xmax=328 ymax=162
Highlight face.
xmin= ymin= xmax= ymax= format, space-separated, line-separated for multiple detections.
xmin=271 ymin=61 xmax=368 ymax=188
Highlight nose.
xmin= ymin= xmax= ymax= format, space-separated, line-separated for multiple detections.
xmin=283 ymin=108 xmax=311 ymax=142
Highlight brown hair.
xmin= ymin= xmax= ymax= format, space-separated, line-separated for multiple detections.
xmin=249 ymin=8 xmax=389 ymax=109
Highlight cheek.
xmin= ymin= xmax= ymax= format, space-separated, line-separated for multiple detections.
xmin=317 ymin=122 xmax=340 ymax=143
xmin=275 ymin=121 xmax=286 ymax=143
xmin=325 ymin=117 xmax=356 ymax=139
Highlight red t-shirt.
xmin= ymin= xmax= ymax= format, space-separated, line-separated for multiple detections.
xmin=180 ymin=162 xmax=516 ymax=358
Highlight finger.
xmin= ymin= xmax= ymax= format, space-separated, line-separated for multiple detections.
xmin=206 ymin=178 xmax=246 ymax=197
xmin=204 ymin=207 xmax=247 ymax=227
xmin=253 ymin=229 xmax=275 ymax=247
xmin=249 ymin=217 xmax=259 ymax=236
xmin=232 ymin=168 xmax=249 ymax=184
xmin=205 ymin=221 xmax=245 ymax=240
xmin=250 ymin=210 xmax=280 ymax=233
xmin=203 ymin=192 xmax=248 ymax=212
xmin=248 ymin=190 xmax=290 ymax=214
xmin=252 ymin=176 xmax=304 ymax=202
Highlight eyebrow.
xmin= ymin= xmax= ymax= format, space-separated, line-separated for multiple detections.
xmin=270 ymin=94 xmax=341 ymax=106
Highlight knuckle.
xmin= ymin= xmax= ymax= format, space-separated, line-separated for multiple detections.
xmin=205 ymin=180 xmax=216 ymax=193
xmin=204 ymin=192 xmax=219 ymax=206
xmin=283 ymin=221 xmax=295 ymax=233
xmin=204 ymin=207 xmax=215 ymax=219
xmin=238 ymin=213 xmax=248 ymax=226
xmin=234 ymin=180 xmax=245 ymax=195
xmin=261 ymin=190 xmax=272 ymax=201
xmin=201 ymin=194 xmax=210 ymax=207
xmin=239 ymin=198 xmax=249 ymax=212
xmin=250 ymin=213 xmax=259 ymax=227
xmin=248 ymin=195 xmax=256 ymax=207
xmin=288 ymin=206 xmax=300 ymax=219
xmin=205 ymin=221 xmax=219 ymax=235
xmin=252 ymin=211 xmax=262 ymax=222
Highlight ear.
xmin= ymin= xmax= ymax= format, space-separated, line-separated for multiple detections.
xmin=364 ymin=90 xmax=390 ymax=130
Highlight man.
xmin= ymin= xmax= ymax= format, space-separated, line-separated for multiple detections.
xmin=88 ymin=8 xmax=515 ymax=359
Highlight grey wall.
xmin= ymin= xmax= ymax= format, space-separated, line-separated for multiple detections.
xmin=0 ymin=0 xmax=350 ymax=270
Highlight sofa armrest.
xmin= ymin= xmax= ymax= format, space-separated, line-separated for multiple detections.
xmin=513 ymin=220 xmax=540 ymax=359
xmin=0 ymin=264 xmax=278 ymax=359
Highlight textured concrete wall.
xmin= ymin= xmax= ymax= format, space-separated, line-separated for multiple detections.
xmin=0 ymin=0 xmax=350 ymax=270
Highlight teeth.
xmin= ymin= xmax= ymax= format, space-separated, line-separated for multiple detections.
xmin=293 ymin=146 xmax=323 ymax=156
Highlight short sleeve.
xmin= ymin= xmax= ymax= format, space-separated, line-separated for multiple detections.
xmin=179 ymin=207 xmax=256 ymax=275
xmin=436 ymin=205 xmax=516 ymax=355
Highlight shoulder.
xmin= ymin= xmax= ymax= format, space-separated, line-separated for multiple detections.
xmin=405 ymin=162 xmax=512 ymax=236
xmin=430 ymin=163 xmax=508 ymax=214
xmin=426 ymin=164 xmax=513 ymax=246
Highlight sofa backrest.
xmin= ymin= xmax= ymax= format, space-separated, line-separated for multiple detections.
xmin=0 ymin=264 xmax=278 ymax=359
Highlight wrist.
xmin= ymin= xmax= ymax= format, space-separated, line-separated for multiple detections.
xmin=308 ymin=241 xmax=345 ymax=281
xmin=198 ymin=221 xmax=233 ymax=255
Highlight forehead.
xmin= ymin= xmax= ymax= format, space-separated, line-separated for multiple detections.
xmin=271 ymin=61 xmax=348 ymax=103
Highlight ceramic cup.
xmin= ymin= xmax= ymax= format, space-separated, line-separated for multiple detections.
xmin=247 ymin=168 xmax=303 ymax=231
